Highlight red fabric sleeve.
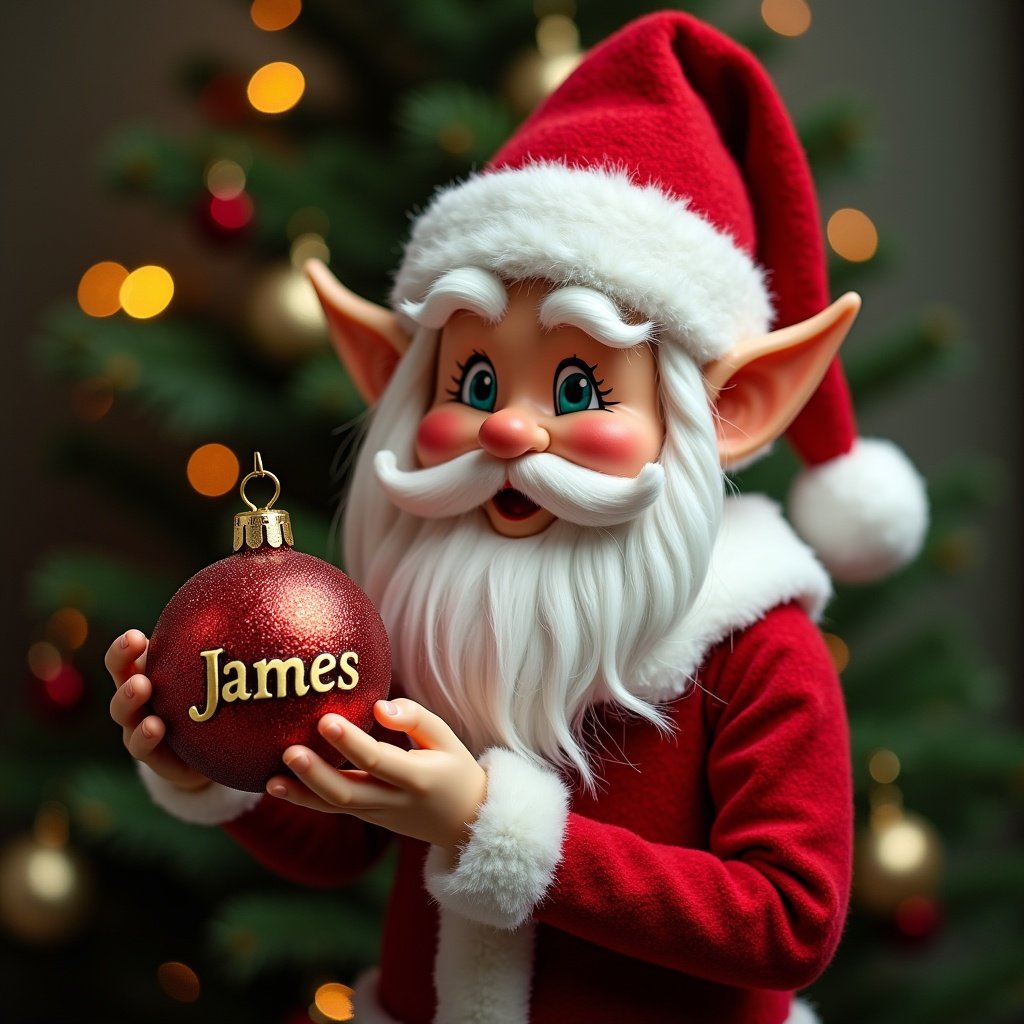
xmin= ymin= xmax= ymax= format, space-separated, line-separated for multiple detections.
xmin=222 ymin=795 xmax=392 ymax=889
xmin=534 ymin=604 xmax=852 ymax=990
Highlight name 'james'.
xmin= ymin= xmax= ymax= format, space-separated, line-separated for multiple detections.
xmin=190 ymin=647 xmax=360 ymax=723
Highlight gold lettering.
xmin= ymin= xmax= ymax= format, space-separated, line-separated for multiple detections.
xmin=190 ymin=649 xmax=223 ymax=722
xmin=254 ymin=657 xmax=308 ymax=698
xmin=310 ymin=652 xmax=337 ymax=693
xmin=337 ymin=650 xmax=359 ymax=690
xmin=221 ymin=660 xmax=250 ymax=703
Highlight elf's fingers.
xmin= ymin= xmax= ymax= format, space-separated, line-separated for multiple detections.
xmin=125 ymin=716 xmax=208 ymax=789
xmin=280 ymin=745 xmax=401 ymax=811
xmin=109 ymin=674 xmax=152 ymax=728
xmin=372 ymin=699 xmax=466 ymax=755
xmin=317 ymin=714 xmax=418 ymax=790
xmin=104 ymin=630 xmax=149 ymax=687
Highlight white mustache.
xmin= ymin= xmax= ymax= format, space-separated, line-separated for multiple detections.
xmin=374 ymin=449 xmax=664 ymax=528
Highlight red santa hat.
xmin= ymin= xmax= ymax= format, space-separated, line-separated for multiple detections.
xmin=391 ymin=11 xmax=927 ymax=583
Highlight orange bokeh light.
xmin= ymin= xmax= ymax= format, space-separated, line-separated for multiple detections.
xmin=247 ymin=62 xmax=305 ymax=114
xmin=251 ymin=0 xmax=301 ymax=32
xmin=761 ymin=0 xmax=812 ymax=37
xmin=827 ymin=208 xmax=879 ymax=263
xmin=78 ymin=261 xmax=128 ymax=317
xmin=187 ymin=444 xmax=240 ymax=497
xmin=46 ymin=608 xmax=89 ymax=651
xmin=314 ymin=982 xmax=354 ymax=1021
xmin=157 ymin=961 xmax=201 ymax=1003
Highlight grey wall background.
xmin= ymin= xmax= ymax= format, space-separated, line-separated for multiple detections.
xmin=3 ymin=2 xmax=1021 ymax=690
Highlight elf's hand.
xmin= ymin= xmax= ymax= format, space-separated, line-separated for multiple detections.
xmin=105 ymin=630 xmax=212 ymax=793
xmin=267 ymin=699 xmax=487 ymax=858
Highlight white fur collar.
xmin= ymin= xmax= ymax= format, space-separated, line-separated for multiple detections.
xmin=627 ymin=493 xmax=832 ymax=704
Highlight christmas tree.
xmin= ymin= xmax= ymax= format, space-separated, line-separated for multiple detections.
xmin=5 ymin=2 xmax=1021 ymax=1022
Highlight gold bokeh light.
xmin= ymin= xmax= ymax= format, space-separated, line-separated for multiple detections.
xmin=120 ymin=265 xmax=174 ymax=319
xmin=46 ymin=607 xmax=89 ymax=651
xmin=247 ymin=61 xmax=305 ymax=114
xmin=187 ymin=444 xmax=240 ymax=498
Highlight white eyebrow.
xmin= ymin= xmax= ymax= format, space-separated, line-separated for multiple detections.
xmin=399 ymin=267 xmax=508 ymax=328
xmin=538 ymin=286 xmax=656 ymax=348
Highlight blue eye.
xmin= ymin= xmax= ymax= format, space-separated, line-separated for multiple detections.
xmin=554 ymin=358 xmax=610 ymax=414
xmin=449 ymin=354 xmax=497 ymax=411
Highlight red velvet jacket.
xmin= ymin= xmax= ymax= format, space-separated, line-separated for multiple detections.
xmin=219 ymin=602 xmax=851 ymax=1024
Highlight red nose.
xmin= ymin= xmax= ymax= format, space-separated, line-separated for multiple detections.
xmin=478 ymin=408 xmax=550 ymax=460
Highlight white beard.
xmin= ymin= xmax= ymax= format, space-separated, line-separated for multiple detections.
xmin=343 ymin=327 xmax=723 ymax=789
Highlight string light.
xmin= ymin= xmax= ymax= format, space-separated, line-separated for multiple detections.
xmin=250 ymin=0 xmax=301 ymax=32
xmin=157 ymin=961 xmax=201 ymax=1003
xmin=761 ymin=0 xmax=812 ymax=38
xmin=827 ymin=208 xmax=878 ymax=263
xmin=78 ymin=261 xmax=128 ymax=317
xmin=247 ymin=61 xmax=305 ymax=114
xmin=119 ymin=265 xmax=174 ymax=319
xmin=187 ymin=444 xmax=240 ymax=497
xmin=313 ymin=982 xmax=355 ymax=1022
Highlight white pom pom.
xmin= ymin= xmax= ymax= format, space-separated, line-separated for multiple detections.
xmin=787 ymin=439 xmax=929 ymax=583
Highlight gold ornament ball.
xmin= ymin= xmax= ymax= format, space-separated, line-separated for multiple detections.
xmin=0 ymin=835 xmax=95 ymax=943
xmin=853 ymin=809 xmax=944 ymax=917
xmin=245 ymin=263 xmax=328 ymax=362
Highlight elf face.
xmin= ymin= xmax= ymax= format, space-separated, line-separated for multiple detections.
xmin=414 ymin=281 xmax=664 ymax=538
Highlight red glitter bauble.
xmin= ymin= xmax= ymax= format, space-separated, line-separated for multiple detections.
xmin=147 ymin=460 xmax=390 ymax=792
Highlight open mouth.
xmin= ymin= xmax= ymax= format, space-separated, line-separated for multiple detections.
xmin=491 ymin=485 xmax=541 ymax=521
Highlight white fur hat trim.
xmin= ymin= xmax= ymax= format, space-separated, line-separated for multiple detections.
xmin=391 ymin=162 xmax=773 ymax=362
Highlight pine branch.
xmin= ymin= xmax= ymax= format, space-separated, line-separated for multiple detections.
xmin=208 ymin=869 xmax=392 ymax=982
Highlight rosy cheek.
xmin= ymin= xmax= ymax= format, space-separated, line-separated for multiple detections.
xmin=415 ymin=406 xmax=479 ymax=466
xmin=559 ymin=415 xmax=661 ymax=477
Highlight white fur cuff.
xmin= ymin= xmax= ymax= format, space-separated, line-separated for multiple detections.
xmin=424 ymin=748 xmax=570 ymax=930
xmin=137 ymin=763 xmax=261 ymax=825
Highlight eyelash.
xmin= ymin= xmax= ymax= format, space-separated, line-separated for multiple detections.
xmin=446 ymin=349 xmax=489 ymax=401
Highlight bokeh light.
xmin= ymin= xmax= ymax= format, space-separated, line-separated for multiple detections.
xmin=251 ymin=0 xmax=301 ymax=32
xmin=877 ymin=819 xmax=929 ymax=874
xmin=42 ymin=665 xmax=86 ymax=711
xmin=46 ymin=607 xmax=89 ymax=651
xmin=120 ymin=265 xmax=174 ymax=319
xmin=313 ymin=982 xmax=354 ymax=1022
xmin=78 ymin=261 xmax=128 ymax=317
xmin=536 ymin=14 xmax=579 ymax=56
xmin=205 ymin=158 xmax=247 ymax=199
xmin=290 ymin=232 xmax=331 ymax=269
xmin=869 ymin=749 xmax=902 ymax=785
xmin=761 ymin=0 xmax=812 ymax=37
xmin=827 ymin=208 xmax=879 ymax=263
xmin=157 ymin=961 xmax=202 ymax=1003
xmin=187 ymin=444 xmax=240 ymax=497
xmin=209 ymin=192 xmax=254 ymax=231
xmin=821 ymin=632 xmax=849 ymax=674
xmin=27 ymin=642 xmax=62 ymax=682
xmin=287 ymin=206 xmax=330 ymax=240
xmin=70 ymin=377 xmax=115 ymax=422
xmin=247 ymin=62 xmax=305 ymax=114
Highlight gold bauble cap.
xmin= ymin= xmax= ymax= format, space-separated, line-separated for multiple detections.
xmin=232 ymin=452 xmax=294 ymax=551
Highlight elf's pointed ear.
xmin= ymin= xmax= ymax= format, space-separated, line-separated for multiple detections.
xmin=305 ymin=259 xmax=410 ymax=406
xmin=703 ymin=292 xmax=861 ymax=468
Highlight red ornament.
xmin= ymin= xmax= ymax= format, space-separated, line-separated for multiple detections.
xmin=147 ymin=455 xmax=391 ymax=792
